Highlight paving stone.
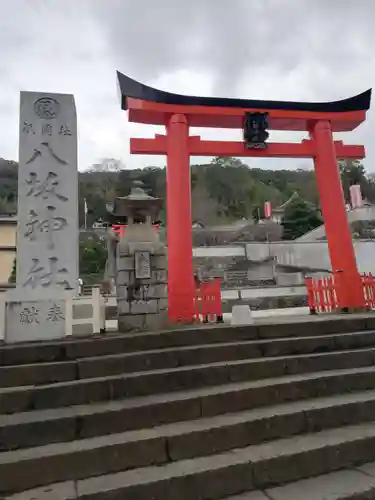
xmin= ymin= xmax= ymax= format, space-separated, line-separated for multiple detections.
xmin=0 ymin=411 xmax=76 ymax=451
xmin=356 ymin=460 xmax=375 ymax=476
xmin=123 ymin=362 xmax=229 ymax=397
xmin=166 ymin=409 xmax=305 ymax=461
xmin=3 ymin=481 xmax=76 ymax=499
xmin=334 ymin=331 xmax=375 ymax=351
xmin=266 ymin=468 xmax=375 ymax=499
xmin=0 ymin=386 xmax=34 ymax=414
xmin=72 ymin=423 xmax=375 ymax=499
xmin=261 ymin=335 xmax=336 ymax=357
xmin=79 ymin=394 xmax=202 ymax=439
xmin=0 ymin=433 xmax=167 ymax=494
xmin=175 ymin=341 xmax=262 ymax=366
xmin=226 ymin=492 xmax=269 ymax=500
xmin=31 ymin=378 xmax=111 ymax=410
xmin=77 ymin=350 xmax=179 ymax=379
xmin=0 ymin=361 xmax=76 ymax=388
xmin=0 ymin=344 xmax=65 ymax=366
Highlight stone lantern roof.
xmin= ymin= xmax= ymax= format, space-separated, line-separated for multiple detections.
xmin=107 ymin=181 xmax=162 ymax=220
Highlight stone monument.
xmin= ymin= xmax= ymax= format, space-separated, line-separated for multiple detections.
xmin=107 ymin=181 xmax=167 ymax=331
xmin=4 ymin=92 xmax=78 ymax=343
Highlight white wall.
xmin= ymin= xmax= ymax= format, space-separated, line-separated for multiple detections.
xmin=193 ymin=245 xmax=245 ymax=257
xmin=194 ymin=240 xmax=375 ymax=275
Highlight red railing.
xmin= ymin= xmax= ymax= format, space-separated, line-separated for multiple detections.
xmin=362 ymin=273 xmax=375 ymax=309
xmin=194 ymin=278 xmax=223 ymax=322
xmin=305 ymin=272 xmax=375 ymax=313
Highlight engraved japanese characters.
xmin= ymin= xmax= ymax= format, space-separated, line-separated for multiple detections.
xmin=17 ymin=91 xmax=78 ymax=292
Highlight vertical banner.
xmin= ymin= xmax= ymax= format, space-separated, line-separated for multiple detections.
xmin=264 ymin=201 xmax=272 ymax=219
xmin=349 ymin=184 xmax=363 ymax=209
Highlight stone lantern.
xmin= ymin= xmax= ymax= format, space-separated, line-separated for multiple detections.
xmin=107 ymin=181 xmax=167 ymax=332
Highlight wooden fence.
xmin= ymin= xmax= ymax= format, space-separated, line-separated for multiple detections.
xmin=305 ymin=272 xmax=375 ymax=314
xmin=194 ymin=278 xmax=223 ymax=322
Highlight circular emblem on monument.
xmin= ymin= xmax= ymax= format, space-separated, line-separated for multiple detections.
xmin=34 ymin=97 xmax=60 ymax=120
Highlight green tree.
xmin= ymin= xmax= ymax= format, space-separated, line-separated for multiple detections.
xmin=281 ymin=196 xmax=322 ymax=240
xmin=8 ymin=257 xmax=16 ymax=283
xmin=79 ymin=239 xmax=107 ymax=276
xmin=339 ymin=160 xmax=366 ymax=203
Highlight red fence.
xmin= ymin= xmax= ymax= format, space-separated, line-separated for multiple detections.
xmin=305 ymin=272 xmax=375 ymax=313
xmin=194 ymin=278 xmax=223 ymax=322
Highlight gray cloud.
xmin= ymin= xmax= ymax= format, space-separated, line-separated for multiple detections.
xmin=0 ymin=0 xmax=373 ymax=172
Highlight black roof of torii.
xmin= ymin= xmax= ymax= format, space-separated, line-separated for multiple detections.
xmin=117 ymin=71 xmax=372 ymax=114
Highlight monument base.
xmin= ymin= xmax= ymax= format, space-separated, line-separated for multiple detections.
xmin=3 ymin=289 xmax=73 ymax=344
xmin=117 ymin=250 xmax=168 ymax=333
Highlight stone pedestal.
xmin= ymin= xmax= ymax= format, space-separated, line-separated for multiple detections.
xmin=117 ymin=242 xmax=167 ymax=332
xmin=231 ymin=305 xmax=254 ymax=326
xmin=108 ymin=181 xmax=167 ymax=332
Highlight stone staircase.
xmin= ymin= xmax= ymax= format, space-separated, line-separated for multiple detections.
xmin=4 ymin=317 xmax=375 ymax=498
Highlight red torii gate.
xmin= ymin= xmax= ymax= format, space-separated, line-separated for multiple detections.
xmin=117 ymin=71 xmax=371 ymax=321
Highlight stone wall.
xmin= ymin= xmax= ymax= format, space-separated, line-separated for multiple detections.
xmin=117 ymin=251 xmax=167 ymax=331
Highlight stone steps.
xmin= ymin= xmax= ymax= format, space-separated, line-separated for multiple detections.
xmin=3 ymin=330 xmax=375 ymax=388
xmin=3 ymin=317 xmax=375 ymax=498
xmin=3 ymin=366 xmax=375 ymax=451
xmin=2 ymin=316 xmax=375 ymax=366
xmin=6 ymin=423 xmax=375 ymax=499
xmin=3 ymin=346 xmax=375 ymax=414
xmin=3 ymin=391 xmax=375 ymax=494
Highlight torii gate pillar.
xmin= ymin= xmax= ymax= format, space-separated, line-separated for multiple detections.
xmin=311 ymin=120 xmax=364 ymax=308
xmin=166 ymin=114 xmax=195 ymax=320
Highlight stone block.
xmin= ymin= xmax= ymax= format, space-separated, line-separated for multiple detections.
xmin=266 ymin=469 xmax=375 ymax=500
xmin=116 ymin=285 xmax=128 ymax=300
xmin=118 ymin=314 xmax=147 ymax=332
xmin=0 ymin=386 xmax=34 ymax=414
xmin=1 ymin=343 xmax=63 ymax=366
xmin=168 ymin=412 xmax=305 ymax=462
xmin=177 ymin=342 xmax=260 ymax=367
xmin=0 ymin=436 xmax=168 ymax=494
xmin=130 ymin=300 xmax=158 ymax=314
xmin=335 ymin=331 xmax=375 ymax=350
xmin=117 ymin=299 xmax=130 ymax=315
xmin=261 ymin=336 xmax=335 ymax=358
xmin=117 ymin=271 xmax=131 ymax=285
xmin=4 ymin=481 xmax=76 ymax=500
xmin=128 ymin=242 xmax=157 ymax=254
xmin=0 ymin=414 xmax=76 ymax=451
xmin=144 ymin=284 xmax=167 ymax=299
xmin=5 ymin=293 xmax=67 ymax=343
xmin=0 ymin=361 xmax=76 ymax=388
xmin=228 ymin=358 xmax=284 ymax=384
xmin=79 ymin=397 xmax=200 ymax=439
xmin=144 ymin=313 xmax=168 ymax=331
xmin=79 ymin=349 xmax=177 ymax=379
xmin=117 ymin=256 xmax=134 ymax=271
xmin=64 ymin=337 xmax=125 ymax=359
xmin=151 ymin=254 xmax=167 ymax=269
xmin=152 ymin=269 xmax=167 ymax=282
xmin=32 ymin=378 xmax=110 ymax=410
xmin=231 ymin=305 xmax=254 ymax=326
xmin=158 ymin=298 xmax=168 ymax=312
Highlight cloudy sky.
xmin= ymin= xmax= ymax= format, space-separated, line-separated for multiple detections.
xmin=2 ymin=0 xmax=374 ymax=171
